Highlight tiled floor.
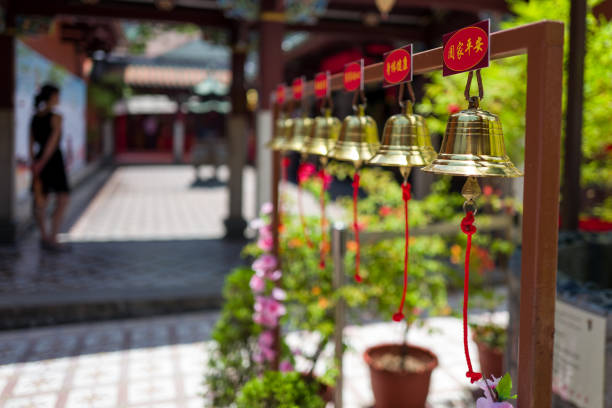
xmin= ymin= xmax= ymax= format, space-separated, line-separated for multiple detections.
xmin=0 ymin=311 xmax=498 ymax=408
xmin=0 ymin=165 xmax=255 ymax=327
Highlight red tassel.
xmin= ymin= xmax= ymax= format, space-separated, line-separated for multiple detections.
xmin=279 ymin=157 xmax=291 ymax=233
xmin=461 ymin=211 xmax=482 ymax=384
xmin=297 ymin=164 xmax=314 ymax=249
xmin=318 ymin=169 xmax=328 ymax=270
xmin=352 ymin=172 xmax=362 ymax=283
xmin=393 ymin=182 xmax=411 ymax=322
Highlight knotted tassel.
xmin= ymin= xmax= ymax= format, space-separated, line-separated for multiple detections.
xmin=318 ymin=169 xmax=329 ymax=270
xmin=352 ymin=172 xmax=362 ymax=283
xmin=393 ymin=182 xmax=411 ymax=322
xmin=460 ymin=211 xmax=482 ymax=383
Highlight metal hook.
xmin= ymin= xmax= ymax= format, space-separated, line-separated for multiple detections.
xmin=398 ymin=82 xmax=416 ymax=108
xmin=464 ymin=69 xmax=484 ymax=101
xmin=351 ymin=89 xmax=367 ymax=111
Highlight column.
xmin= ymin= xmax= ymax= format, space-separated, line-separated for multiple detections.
xmin=173 ymin=110 xmax=185 ymax=164
xmin=255 ymin=0 xmax=284 ymax=214
xmin=223 ymin=24 xmax=248 ymax=238
xmin=0 ymin=33 xmax=16 ymax=243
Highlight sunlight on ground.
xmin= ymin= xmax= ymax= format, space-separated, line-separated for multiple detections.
xmin=59 ymin=165 xmax=255 ymax=243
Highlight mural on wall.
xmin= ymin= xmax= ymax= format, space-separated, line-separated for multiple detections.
xmin=14 ymin=40 xmax=87 ymax=202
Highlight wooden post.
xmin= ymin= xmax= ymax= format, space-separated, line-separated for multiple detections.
xmin=519 ymin=22 xmax=564 ymax=408
xmin=561 ymin=0 xmax=587 ymax=231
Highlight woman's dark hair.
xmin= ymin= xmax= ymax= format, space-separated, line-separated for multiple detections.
xmin=34 ymin=84 xmax=59 ymax=109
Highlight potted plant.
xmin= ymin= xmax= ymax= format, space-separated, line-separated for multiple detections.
xmin=469 ymin=290 xmax=507 ymax=379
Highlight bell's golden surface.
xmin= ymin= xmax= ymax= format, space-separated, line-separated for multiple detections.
xmin=422 ymin=97 xmax=523 ymax=178
xmin=369 ymin=101 xmax=435 ymax=168
xmin=328 ymin=105 xmax=379 ymax=167
xmin=267 ymin=116 xmax=293 ymax=151
xmin=279 ymin=116 xmax=314 ymax=152
xmin=302 ymin=108 xmax=340 ymax=157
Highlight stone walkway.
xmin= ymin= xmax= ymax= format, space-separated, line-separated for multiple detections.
xmin=0 ymin=165 xmax=254 ymax=328
xmin=0 ymin=311 xmax=500 ymax=408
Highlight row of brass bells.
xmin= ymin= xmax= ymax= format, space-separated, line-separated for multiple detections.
xmin=302 ymin=108 xmax=341 ymax=158
xmin=328 ymin=104 xmax=379 ymax=167
xmin=369 ymin=100 xmax=436 ymax=171
xmin=422 ymin=96 xmax=522 ymax=178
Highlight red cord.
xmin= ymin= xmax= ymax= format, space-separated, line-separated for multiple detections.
xmin=279 ymin=157 xmax=290 ymax=232
xmin=318 ymin=169 xmax=328 ymax=270
xmin=352 ymin=172 xmax=362 ymax=283
xmin=461 ymin=211 xmax=482 ymax=384
xmin=393 ymin=182 xmax=411 ymax=322
xmin=297 ymin=166 xmax=314 ymax=249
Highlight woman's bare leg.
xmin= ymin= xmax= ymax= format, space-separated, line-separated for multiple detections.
xmin=50 ymin=193 xmax=69 ymax=244
xmin=34 ymin=194 xmax=48 ymax=241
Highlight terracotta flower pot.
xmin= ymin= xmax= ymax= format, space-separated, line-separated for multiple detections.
xmin=474 ymin=339 xmax=504 ymax=378
xmin=363 ymin=344 xmax=438 ymax=408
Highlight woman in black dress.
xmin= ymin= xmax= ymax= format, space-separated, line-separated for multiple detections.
xmin=30 ymin=84 xmax=70 ymax=250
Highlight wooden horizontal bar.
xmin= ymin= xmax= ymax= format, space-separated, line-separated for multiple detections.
xmin=292 ymin=20 xmax=562 ymax=100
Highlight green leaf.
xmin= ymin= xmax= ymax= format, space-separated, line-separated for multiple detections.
xmin=496 ymin=372 xmax=516 ymax=401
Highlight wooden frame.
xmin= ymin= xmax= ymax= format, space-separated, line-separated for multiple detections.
xmin=271 ymin=20 xmax=564 ymax=408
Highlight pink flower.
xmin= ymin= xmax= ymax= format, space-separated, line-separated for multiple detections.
xmin=257 ymin=235 xmax=274 ymax=251
xmin=268 ymin=270 xmax=282 ymax=281
xmin=279 ymin=360 xmax=294 ymax=372
xmin=272 ymin=287 xmax=287 ymax=301
xmin=379 ymin=205 xmax=392 ymax=217
xmin=298 ymin=163 xmax=316 ymax=183
xmin=253 ymin=296 xmax=286 ymax=328
xmin=252 ymin=255 xmax=278 ymax=274
xmin=476 ymin=376 xmax=513 ymax=408
xmin=250 ymin=218 xmax=266 ymax=230
xmin=250 ymin=274 xmax=266 ymax=293
xmin=261 ymin=202 xmax=274 ymax=215
xmin=259 ymin=330 xmax=275 ymax=347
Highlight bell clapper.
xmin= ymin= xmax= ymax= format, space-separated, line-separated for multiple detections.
xmin=461 ymin=176 xmax=481 ymax=214
xmin=400 ymin=166 xmax=411 ymax=184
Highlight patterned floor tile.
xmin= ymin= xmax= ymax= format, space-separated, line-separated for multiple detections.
xmin=3 ymin=393 xmax=58 ymax=408
xmin=64 ymin=385 xmax=119 ymax=408
xmin=126 ymin=377 xmax=177 ymax=405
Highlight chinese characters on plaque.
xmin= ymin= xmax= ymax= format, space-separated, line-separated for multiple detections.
xmin=443 ymin=19 xmax=490 ymax=76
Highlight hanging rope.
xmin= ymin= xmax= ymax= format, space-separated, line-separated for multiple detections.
xmin=318 ymin=169 xmax=329 ymax=270
xmin=297 ymin=163 xmax=314 ymax=249
xmin=352 ymin=171 xmax=362 ymax=283
xmin=393 ymin=182 xmax=411 ymax=322
xmin=279 ymin=157 xmax=290 ymax=232
xmin=460 ymin=211 xmax=482 ymax=383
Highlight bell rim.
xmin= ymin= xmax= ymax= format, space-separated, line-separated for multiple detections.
xmin=421 ymin=154 xmax=523 ymax=178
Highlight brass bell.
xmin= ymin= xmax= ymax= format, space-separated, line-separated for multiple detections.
xmin=302 ymin=108 xmax=341 ymax=158
xmin=422 ymin=96 xmax=522 ymax=178
xmin=369 ymin=100 xmax=436 ymax=171
xmin=267 ymin=115 xmax=293 ymax=151
xmin=279 ymin=115 xmax=314 ymax=153
xmin=328 ymin=104 xmax=379 ymax=167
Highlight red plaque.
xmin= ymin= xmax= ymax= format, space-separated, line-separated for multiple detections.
xmin=292 ymin=77 xmax=304 ymax=101
xmin=383 ymin=45 xmax=413 ymax=88
xmin=442 ymin=19 xmax=490 ymax=76
xmin=314 ymin=72 xmax=330 ymax=99
xmin=276 ymin=84 xmax=286 ymax=104
xmin=343 ymin=59 xmax=364 ymax=92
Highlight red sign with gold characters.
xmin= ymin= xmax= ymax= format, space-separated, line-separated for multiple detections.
xmin=383 ymin=45 xmax=413 ymax=87
xmin=292 ymin=77 xmax=304 ymax=101
xmin=276 ymin=84 xmax=286 ymax=104
xmin=442 ymin=19 xmax=490 ymax=76
xmin=314 ymin=72 xmax=330 ymax=99
xmin=343 ymin=59 xmax=364 ymax=92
